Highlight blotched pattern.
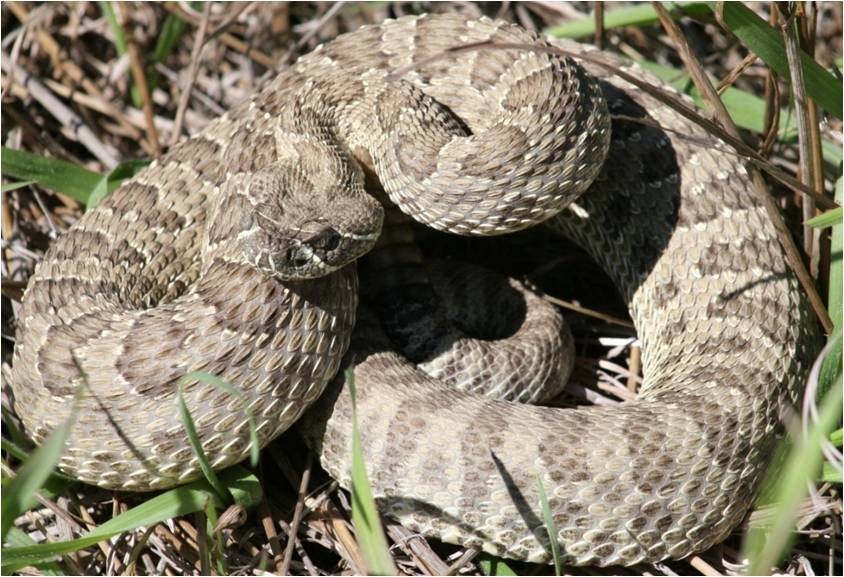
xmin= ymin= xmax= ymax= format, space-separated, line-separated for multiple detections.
xmin=11 ymin=15 xmax=606 ymax=491
xmin=11 ymin=13 xmax=818 ymax=567
xmin=298 ymin=31 xmax=819 ymax=567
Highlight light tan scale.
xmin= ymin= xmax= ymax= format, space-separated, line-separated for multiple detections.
xmin=11 ymin=14 xmax=817 ymax=566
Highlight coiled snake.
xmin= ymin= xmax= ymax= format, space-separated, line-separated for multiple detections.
xmin=10 ymin=14 xmax=818 ymax=567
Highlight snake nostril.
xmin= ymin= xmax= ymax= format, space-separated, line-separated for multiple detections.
xmin=286 ymin=247 xmax=310 ymax=268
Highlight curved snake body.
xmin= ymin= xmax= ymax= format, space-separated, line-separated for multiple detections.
xmin=11 ymin=14 xmax=818 ymax=566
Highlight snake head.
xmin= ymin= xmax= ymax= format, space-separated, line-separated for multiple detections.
xmin=240 ymin=164 xmax=383 ymax=280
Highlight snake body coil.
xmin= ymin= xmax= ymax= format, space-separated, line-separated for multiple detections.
xmin=11 ymin=14 xmax=817 ymax=566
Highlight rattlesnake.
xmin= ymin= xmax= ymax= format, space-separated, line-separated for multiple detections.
xmin=10 ymin=13 xmax=818 ymax=567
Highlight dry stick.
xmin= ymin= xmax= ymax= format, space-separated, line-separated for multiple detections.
xmin=689 ymin=555 xmax=723 ymax=576
xmin=125 ymin=525 xmax=158 ymax=575
xmin=0 ymin=54 xmax=119 ymax=168
xmin=206 ymin=1 xmax=257 ymax=42
xmin=716 ymin=51 xmax=758 ymax=95
xmin=71 ymin=494 xmax=119 ymax=572
xmin=779 ymin=4 xmax=816 ymax=258
xmin=542 ymin=293 xmax=635 ymax=329
xmin=29 ymin=492 xmax=86 ymax=531
xmin=5 ymin=0 xmax=151 ymax=154
xmin=153 ymin=62 xmax=226 ymax=116
xmin=170 ymin=1 xmax=213 ymax=147
xmin=597 ymin=377 xmax=637 ymax=401
xmin=385 ymin=523 xmax=451 ymax=575
xmin=595 ymin=358 xmax=643 ymax=385
xmin=446 ymin=549 xmax=479 ymax=575
xmin=316 ymin=498 xmax=367 ymax=574
xmin=218 ymin=33 xmax=276 ymax=69
xmin=495 ymin=1 xmax=510 ymax=20
xmin=18 ymin=507 xmax=84 ymax=575
xmin=0 ymin=97 xmax=87 ymax=174
xmin=162 ymin=2 xmax=275 ymax=69
xmin=795 ymin=2 xmax=829 ymax=293
xmin=173 ymin=518 xmax=204 ymax=571
xmin=651 ymin=2 xmax=833 ymax=334
xmin=29 ymin=75 xmax=138 ymax=130
xmin=280 ymin=453 xmax=313 ymax=575
xmin=153 ymin=524 xmax=201 ymax=573
xmin=799 ymin=5 xmax=824 ymax=197
xmin=761 ymin=4 xmax=782 ymax=159
xmin=562 ymin=381 xmax=620 ymax=405
xmin=760 ymin=69 xmax=782 ymax=158
xmin=125 ymin=27 xmax=161 ymax=156
xmin=1 ymin=190 xmax=13 ymax=240
xmin=258 ymin=498 xmax=285 ymax=573
xmin=514 ymin=3 xmax=535 ymax=31
xmin=288 ymin=524 xmax=320 ymax=576
xmin=2 ymin=4 xmax=30 ymax=98
xmin=594 ymin=1 xmax=605 ymax=50
xmin=276 ymin=1 xmax=348 ymax=70
xmin=1 ymin=464 xmax=90 ymax=568
xmin=626 ymin=345 xmax=641 ymax=393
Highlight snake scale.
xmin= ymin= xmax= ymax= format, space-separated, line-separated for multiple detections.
xmin=10 ymin=13 xmax=819 ymax=567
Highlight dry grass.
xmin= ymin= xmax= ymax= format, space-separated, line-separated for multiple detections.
xmin=2 ymin=2 xmax=842 ymax=575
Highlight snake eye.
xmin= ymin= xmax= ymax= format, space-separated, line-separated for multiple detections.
xmin=310 ymin=228 xmax=341 ymax=252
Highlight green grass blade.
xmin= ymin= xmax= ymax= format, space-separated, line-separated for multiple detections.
xmin=3 ymin=528 xmax=65 ymax=575
xmin=637 ymin=61 xmax=783 ymax=133
xmin=745 ymin=374 xmax=843 ymax=573
xmin=806 ymin=206 xmax=842 ymax=229
xmin=177 ymin=380 xmax=229 ymax=502
xmin=2 ymin=405 xmax=32 ymax=451
xmin=180 ymin=371 xmax=260 ymax=467
xmin=550 ymin=2 xmax=843 ymax=123
xmin=821 ymin=138 xmax=843 ymax=167
xmin=830 ymin=428 xmax=843 ymax=448
xmin=87 ymin=159 xmax=151 ymax=208
xmin=534 ymin=472 xmax=562 ymax=576
xmin=142 ymin=12 xmax=188 ymax=96
xmin=346 ymin=368 xmax=397 ymax=575
xmin=99 ymin=1 xmax=127 ymax=55
xmin=99 ymin=1 xmax=145 ymax=108
xmin=203 ymin=499 xmax=228 ymax=575
xmin=479 ymin=554 xmax=519 ymax=576
xmin=196 ymin=509 xmax=212 ymax=575
xmin=0 ymin=437 xmax=74 ymax=506
xmin=819 ymin=178 xmax=843 ymax=397
xmin=547 ymin=1 xmax=710 ymax=38
xmin=636 ymin=61 xmax=842 ymax=166
xmin=137 ymin=1 xmax=202 ymax=104
xmin=154 ymin=10 xmax=191 ymax=63
xmin=711 ymin=1 xmax=842 ymax=119
xmin=612 ymin=60 xmax=840 ymax=168
xmin=1 ymin=180 xmax=34 ymax=193
xmin=1 ymin=401 xmax=79 ymax=541
xmin=0 ymin=148 xmax=101 ymax=203
xmin=821 ymin=461 xmax=842 ymax=483
xmin=0 ymin=466 xmax=260 ymax=568
xmin=1 ymin=437 xmax=34 ymax=462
